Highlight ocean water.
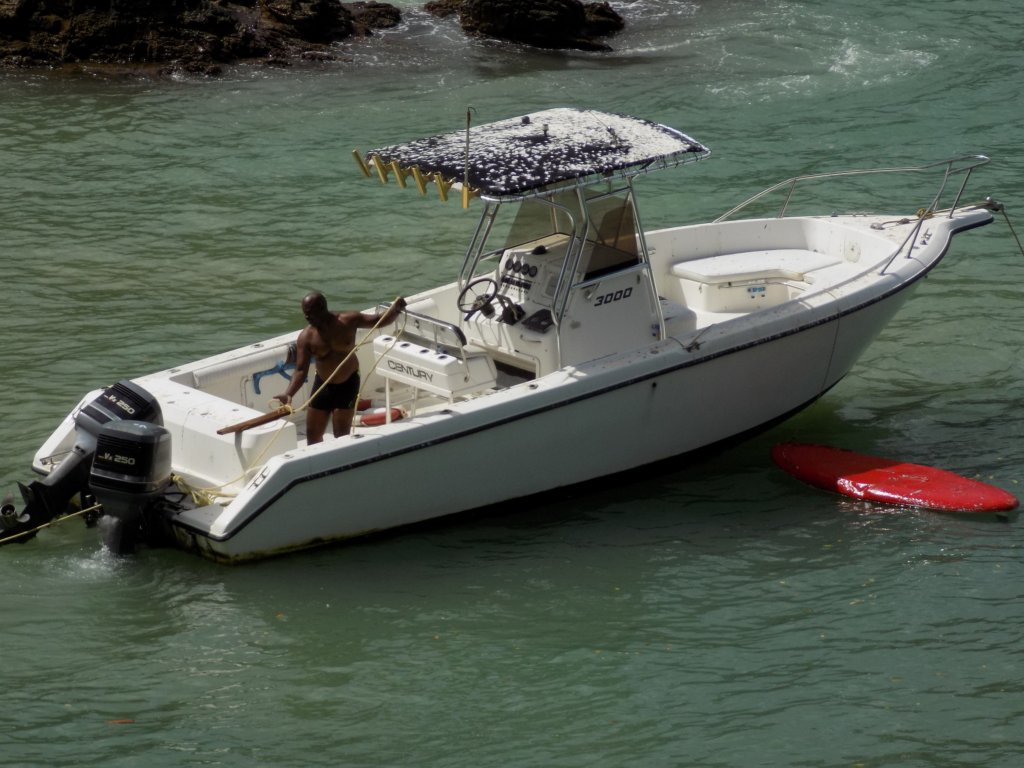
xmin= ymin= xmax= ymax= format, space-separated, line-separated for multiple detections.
xmin=2 ymin=1 xmax=1024 ymax=765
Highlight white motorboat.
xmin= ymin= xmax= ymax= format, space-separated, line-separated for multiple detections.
xmin=1 ymin=108 xmax=1000 ymax=562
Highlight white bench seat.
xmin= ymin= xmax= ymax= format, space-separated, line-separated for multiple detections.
xmin=671 ymin=248 xmax=842 ymax=284
xmin=669 ymin=248 xmax=845 ymax=313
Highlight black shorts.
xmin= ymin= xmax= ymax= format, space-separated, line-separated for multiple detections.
xmin=310 ymin=371 xmax=360 ymax=412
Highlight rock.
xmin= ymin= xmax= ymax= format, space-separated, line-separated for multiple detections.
xmin=583 ymin=2 xmax=624 ymax=37
xmin=0 ymin=0 xmax=402 ymax=74
xmin=263 ymin=1 xmax=348 ymax=43
xmin=423 ymin=0 xmax=462 ymax=18
xmin=426 ymin=0 xmax=624 ymax=52
xmin=348 ymin=1 xmax=401 ymax=32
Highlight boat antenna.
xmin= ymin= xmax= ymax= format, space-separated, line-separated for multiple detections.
xmin=463 ymin=107 xmax=476 ymax=209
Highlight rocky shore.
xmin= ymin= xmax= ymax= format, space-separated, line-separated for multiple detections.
xmin=425 ymin=0 xmax=623 ymax=53
xmin=0 ymin=0 xmax=625 ymax=76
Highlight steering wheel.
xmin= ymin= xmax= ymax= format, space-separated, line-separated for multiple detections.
xmin=457 ymin=277 xmax=500 ymax=320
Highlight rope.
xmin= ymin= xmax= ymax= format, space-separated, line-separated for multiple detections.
xmin=1000 ymin=207 xmax=1024 ymax=257
xmin=350 ymin=309 xmax=407 ymax=429
xmin=933 ymin=199 xmax=1024 ymax=257
xmin=0 ymin=503 xmax=99 ymax=546
xmin=174 ymin=297 xmax=408 ymax=505
xmin=955 ymin=197 xmax=1024 ymax=257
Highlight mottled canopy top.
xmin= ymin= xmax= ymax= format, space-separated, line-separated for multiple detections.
xmin=361 ymin=108 xmax=710 ymax=200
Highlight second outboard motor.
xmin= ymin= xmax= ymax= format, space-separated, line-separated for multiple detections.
xmin=90 ymin=420 xmax=173 ymax=555
xmin=1 ymin=380 xmax=162 ymax=545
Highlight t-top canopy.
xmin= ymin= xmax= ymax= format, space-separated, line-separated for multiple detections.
xmin=355 ymin=108 xmax=710 ymax=203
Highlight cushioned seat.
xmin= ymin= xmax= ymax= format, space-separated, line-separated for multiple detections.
xmin=671 ymin=249 xmax=842 ymax=284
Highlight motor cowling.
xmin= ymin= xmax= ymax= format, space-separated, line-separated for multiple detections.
xmin=1 ymin=380 xmax=163 ymax=546
xmin=90 ymin=420 xmax=173 ymax=555
xmin=79 ymin=380 xmax=161 ymax=433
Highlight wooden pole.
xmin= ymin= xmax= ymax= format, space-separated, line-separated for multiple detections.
xmin=216 ymin=406 xmax=292 ymax=435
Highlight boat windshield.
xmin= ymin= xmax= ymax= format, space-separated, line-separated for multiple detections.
xmin=463 ymin=182 xmax=646 ymax=318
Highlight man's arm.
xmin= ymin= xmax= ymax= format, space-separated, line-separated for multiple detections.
xmin=275 ymin=330 xmax=312 ymax=406
xmin=355 ymin=296 xmax=407 ymax=328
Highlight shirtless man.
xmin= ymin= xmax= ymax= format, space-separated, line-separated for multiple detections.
xmin=276 ymin=291 xmax=407 ymax=444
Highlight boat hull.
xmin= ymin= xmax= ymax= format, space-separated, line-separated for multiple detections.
xmin=172 ymin=282 xmax=914 ymax=562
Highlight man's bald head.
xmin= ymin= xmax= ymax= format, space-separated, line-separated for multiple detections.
xmin=302 ymin=291 xmax=329 ymax=325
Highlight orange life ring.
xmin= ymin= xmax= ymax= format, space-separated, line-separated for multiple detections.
xmin=356 ymin=407 xmax=404 ymax=427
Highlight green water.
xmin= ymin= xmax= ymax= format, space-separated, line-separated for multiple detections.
xmin=2 ymin=1 xmax=1024 ymax=765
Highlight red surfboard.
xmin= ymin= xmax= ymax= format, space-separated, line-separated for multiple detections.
xmin=772 ymin=443 xmax=1019 ymax=514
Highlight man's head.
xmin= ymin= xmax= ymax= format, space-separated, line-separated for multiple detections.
xmin=302 ymin=291 xmax=329 ymax=326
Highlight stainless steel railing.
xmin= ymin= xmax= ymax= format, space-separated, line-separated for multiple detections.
xmin=714 ymin=154 xmax=991 ymax=223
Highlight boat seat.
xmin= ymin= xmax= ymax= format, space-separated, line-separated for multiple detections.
xmin=670 ymin=249 xmax=842 ymax=284
xmin=373 ymin=335 xmax=496 ymax=400
xmin=185 ymin=345 xmax=298 ymax=408
xmin=670 ymin=249 xmax=844 ymax=314
xmin=189 ymin=347 xmax=291 ymax=389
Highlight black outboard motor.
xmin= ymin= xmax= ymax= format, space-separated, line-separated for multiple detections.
xmin=90 ymin=420 xmax=172 ymax=555
xmin=0 ymin=380 xmax=162 ymax=545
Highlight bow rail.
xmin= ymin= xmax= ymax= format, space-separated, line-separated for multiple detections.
xmin=715 ymin=154 xmax=991 ymax=223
